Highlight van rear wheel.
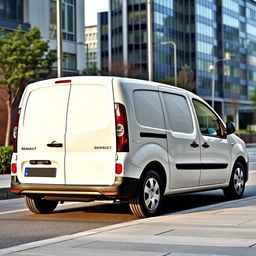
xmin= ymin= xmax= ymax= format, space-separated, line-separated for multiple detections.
xmin=25 ymin=195 xmax=58 ymax=214
xmin=129 ymin=170 xmax=163 ymax=218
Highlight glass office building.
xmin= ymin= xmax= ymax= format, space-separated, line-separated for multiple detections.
xmin=97 ymin=11 xmax=109 ymax=74
xmin=102 ymin=0 xmax=256 ymax=127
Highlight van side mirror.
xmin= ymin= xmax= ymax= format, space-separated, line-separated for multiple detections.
xmin=226 ymin=121 xmax=235 ymax=135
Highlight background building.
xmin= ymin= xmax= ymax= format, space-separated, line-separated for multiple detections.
xmin=97 ymin=11 xmax=109 ymax=74
xmin=31 ymin=0 xmax=85 ymax=75
xmin=100 ymin=0 xmax=256 ymax=128
xmin=85 ymin=25 xmax=97 ymax=68
xmin=0 ymin=0 xmax=85 ymax=144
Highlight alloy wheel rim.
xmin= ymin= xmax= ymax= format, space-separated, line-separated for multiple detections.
xmin=144 ymin=177 xmax=160 ymax=211
xmin=233 ymin=167 xmax=244 ymax=195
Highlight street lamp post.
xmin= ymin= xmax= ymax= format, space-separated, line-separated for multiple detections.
xmin=85 ymin=43 xmax=89 ymax=69
xmin=209 ymin=55 xmax=231 ymax=109
xmin=147 ymin=0 xmax=153 ymax=81
xmin=56 ymin=0 xmax=63 ymax=78
xmin=161 ymin=41 xmax=177 ymax=86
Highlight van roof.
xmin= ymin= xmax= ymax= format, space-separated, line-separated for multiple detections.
xmin=26 ymin=76 xmax=197 ymax=98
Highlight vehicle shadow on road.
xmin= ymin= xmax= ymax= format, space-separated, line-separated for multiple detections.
xmin=53 ymin=185 xmax=256 ymax=218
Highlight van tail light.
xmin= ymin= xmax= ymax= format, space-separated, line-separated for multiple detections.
xmin=115 ymin=103 xmax=129 ymax=152
xmin=116 ymin=163 xmax=123 ymax=175
xmin=11 ymin=163 xmax=17 ymax=174
xmin=13 ymin=108 xmax=21 ymax=153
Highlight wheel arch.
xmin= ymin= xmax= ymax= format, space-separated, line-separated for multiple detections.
xmin=234 ymin=156 xmax=248 ymax=182
xmin=140 ymin=161 xmax=167 ymax=193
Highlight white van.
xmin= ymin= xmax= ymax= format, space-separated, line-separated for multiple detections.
xmin=11 ymin=76 xmax=248 ymax=218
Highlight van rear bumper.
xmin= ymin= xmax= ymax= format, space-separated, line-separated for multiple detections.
xmin=11 ymin=176 xmax=139 ymax=199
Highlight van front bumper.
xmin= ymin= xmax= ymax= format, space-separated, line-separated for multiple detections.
xmin=11 ymin=176 xmax=139 ymax=200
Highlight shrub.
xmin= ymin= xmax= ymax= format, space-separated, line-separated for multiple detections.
xmin=0 ymin=146 xmax=13 ymax=174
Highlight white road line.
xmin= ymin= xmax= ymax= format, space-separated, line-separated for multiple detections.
xmin=250 ymin=170 xmax=256 ymax=173
xmin=0 ymin=208 xmax=28 ymax=215
xmin=0 ymin=202 xmax=82 ymax=215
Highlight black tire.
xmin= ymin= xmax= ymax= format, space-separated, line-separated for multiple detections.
xmin=129 ymin=170 xmax=163 ymax=218
xmin=223 ymin=162 xmax=245 ymax=199
xmin=25 ymin=195 xmax=58 ymax=214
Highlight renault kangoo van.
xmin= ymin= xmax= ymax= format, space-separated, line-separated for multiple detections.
xmin=11 ymin=77 xmax=248 ymax=217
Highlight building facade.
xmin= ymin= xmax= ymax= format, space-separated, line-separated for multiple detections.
xmin=85 ymin=25 xmax=97 ymax=68
xmin=0 ymin=0 xmax=85 ymax=144
xmin=103 ymin=0 xmax=256 ymax=128
xmin=30 ymin=0 xmax=85 ymax=74
xmin=97 ymin=11 xmax=109 ymax=73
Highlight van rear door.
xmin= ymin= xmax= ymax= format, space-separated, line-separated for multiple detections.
xmin=65 ymin=78 xmax=116 ymax=185
xmin=17 ymin=81 xmax=71 ymax=185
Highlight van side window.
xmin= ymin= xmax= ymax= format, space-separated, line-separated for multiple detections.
xmin=163 ymin=93 xmax=194 ymax=134
xmin=193 ymin=99 xmax=223 ymax=137
xmin=133 ymin=90 xmax=165 ymax=129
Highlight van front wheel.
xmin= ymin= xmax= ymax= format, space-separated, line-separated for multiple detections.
xmin=223 ymin=162 xmax=245 ymax=199
xmin=129 ymin=170 xmax=163 ymax=218
xmin=25 ymin=196 xmax=58 ymax=214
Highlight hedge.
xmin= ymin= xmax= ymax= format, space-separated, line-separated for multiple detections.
xmin=0 ymin=146 xmax=13 ymax=174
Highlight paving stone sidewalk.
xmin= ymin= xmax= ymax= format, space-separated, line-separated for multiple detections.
xmin=1 ymin=195 xmax=256 ymax=256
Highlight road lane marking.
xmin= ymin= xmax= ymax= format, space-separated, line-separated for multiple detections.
xmin=0 ymin=202 xmax=82 ymax=215
xmin=0 ymin=209 xmax=28 ymax=215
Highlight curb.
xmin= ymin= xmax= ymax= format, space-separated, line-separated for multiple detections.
xmin=0 ymin=188 xmax=21 ymax=200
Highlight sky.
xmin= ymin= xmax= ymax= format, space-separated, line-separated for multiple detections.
xmin=84 ymin=0 xmax=109 ymax=26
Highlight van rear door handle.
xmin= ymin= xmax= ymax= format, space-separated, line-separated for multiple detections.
xmin=202 ymin=142 xmax=210 ymax=148
xmin=47 ymin=141 xmax=63 ymax=148
xmin=190 ymin=141 xmax=199 ymax=148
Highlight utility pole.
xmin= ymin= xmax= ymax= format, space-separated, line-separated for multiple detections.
xmin=147 ymin=0 xmax=153 ymax=81
xmin=56 ymin=0 xmax=63 ymax=77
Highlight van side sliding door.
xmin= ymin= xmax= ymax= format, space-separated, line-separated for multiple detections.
xmin=159 ymin=88 xmax=201 ymax=189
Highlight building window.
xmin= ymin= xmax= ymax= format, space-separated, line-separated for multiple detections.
xmin=223 ymin=0 xmax=239 ymax=13
xmin=196 ymin=22 xmax=215 ymax=38
xmin=196 ymin=4 xmax=214 ymax=21
xmin=63 ymin=53 xmax=76 ymax=70
xmin=0 ymin=0 xmax=23 ymax=22
xmin=50 ymin=0 xmax=76 ymax=41
xmin=197 ymin=41 xmax=215 ymax=55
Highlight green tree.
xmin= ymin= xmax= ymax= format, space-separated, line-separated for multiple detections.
xmin=160 ymin=64 xmax=195 ymax=91
xmin=178 ymin=64 xmax=195 ymax=91
xmin=160 ymin=77 xmax=180 ymax=87
xmin=83 ymin=63 xmax=100 ymax=76
xmin=250 ymin=88 xmax=256 ymax=108
xmin=0 ymin=26 xmax=56 ymax=146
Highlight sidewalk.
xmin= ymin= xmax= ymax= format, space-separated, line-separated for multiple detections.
xmin=1 ymin=195 xmax=256 ymax=256
xmin=0 ymin=175 xmax=18 ymax=200
xmin=0 ymin=174 xmax=10 ymax=188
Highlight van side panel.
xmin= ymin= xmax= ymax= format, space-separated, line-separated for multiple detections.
xmin=113 ymin=79 xmax=170 ymax=188
xmin=65 ymin=81 xmax=116 ymax=185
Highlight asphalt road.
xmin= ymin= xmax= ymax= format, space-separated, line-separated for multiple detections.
xmin=0 ymin=147 xmax=256 ymax=250
xmin=247 ymin=146 xmax=256 ymax=171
